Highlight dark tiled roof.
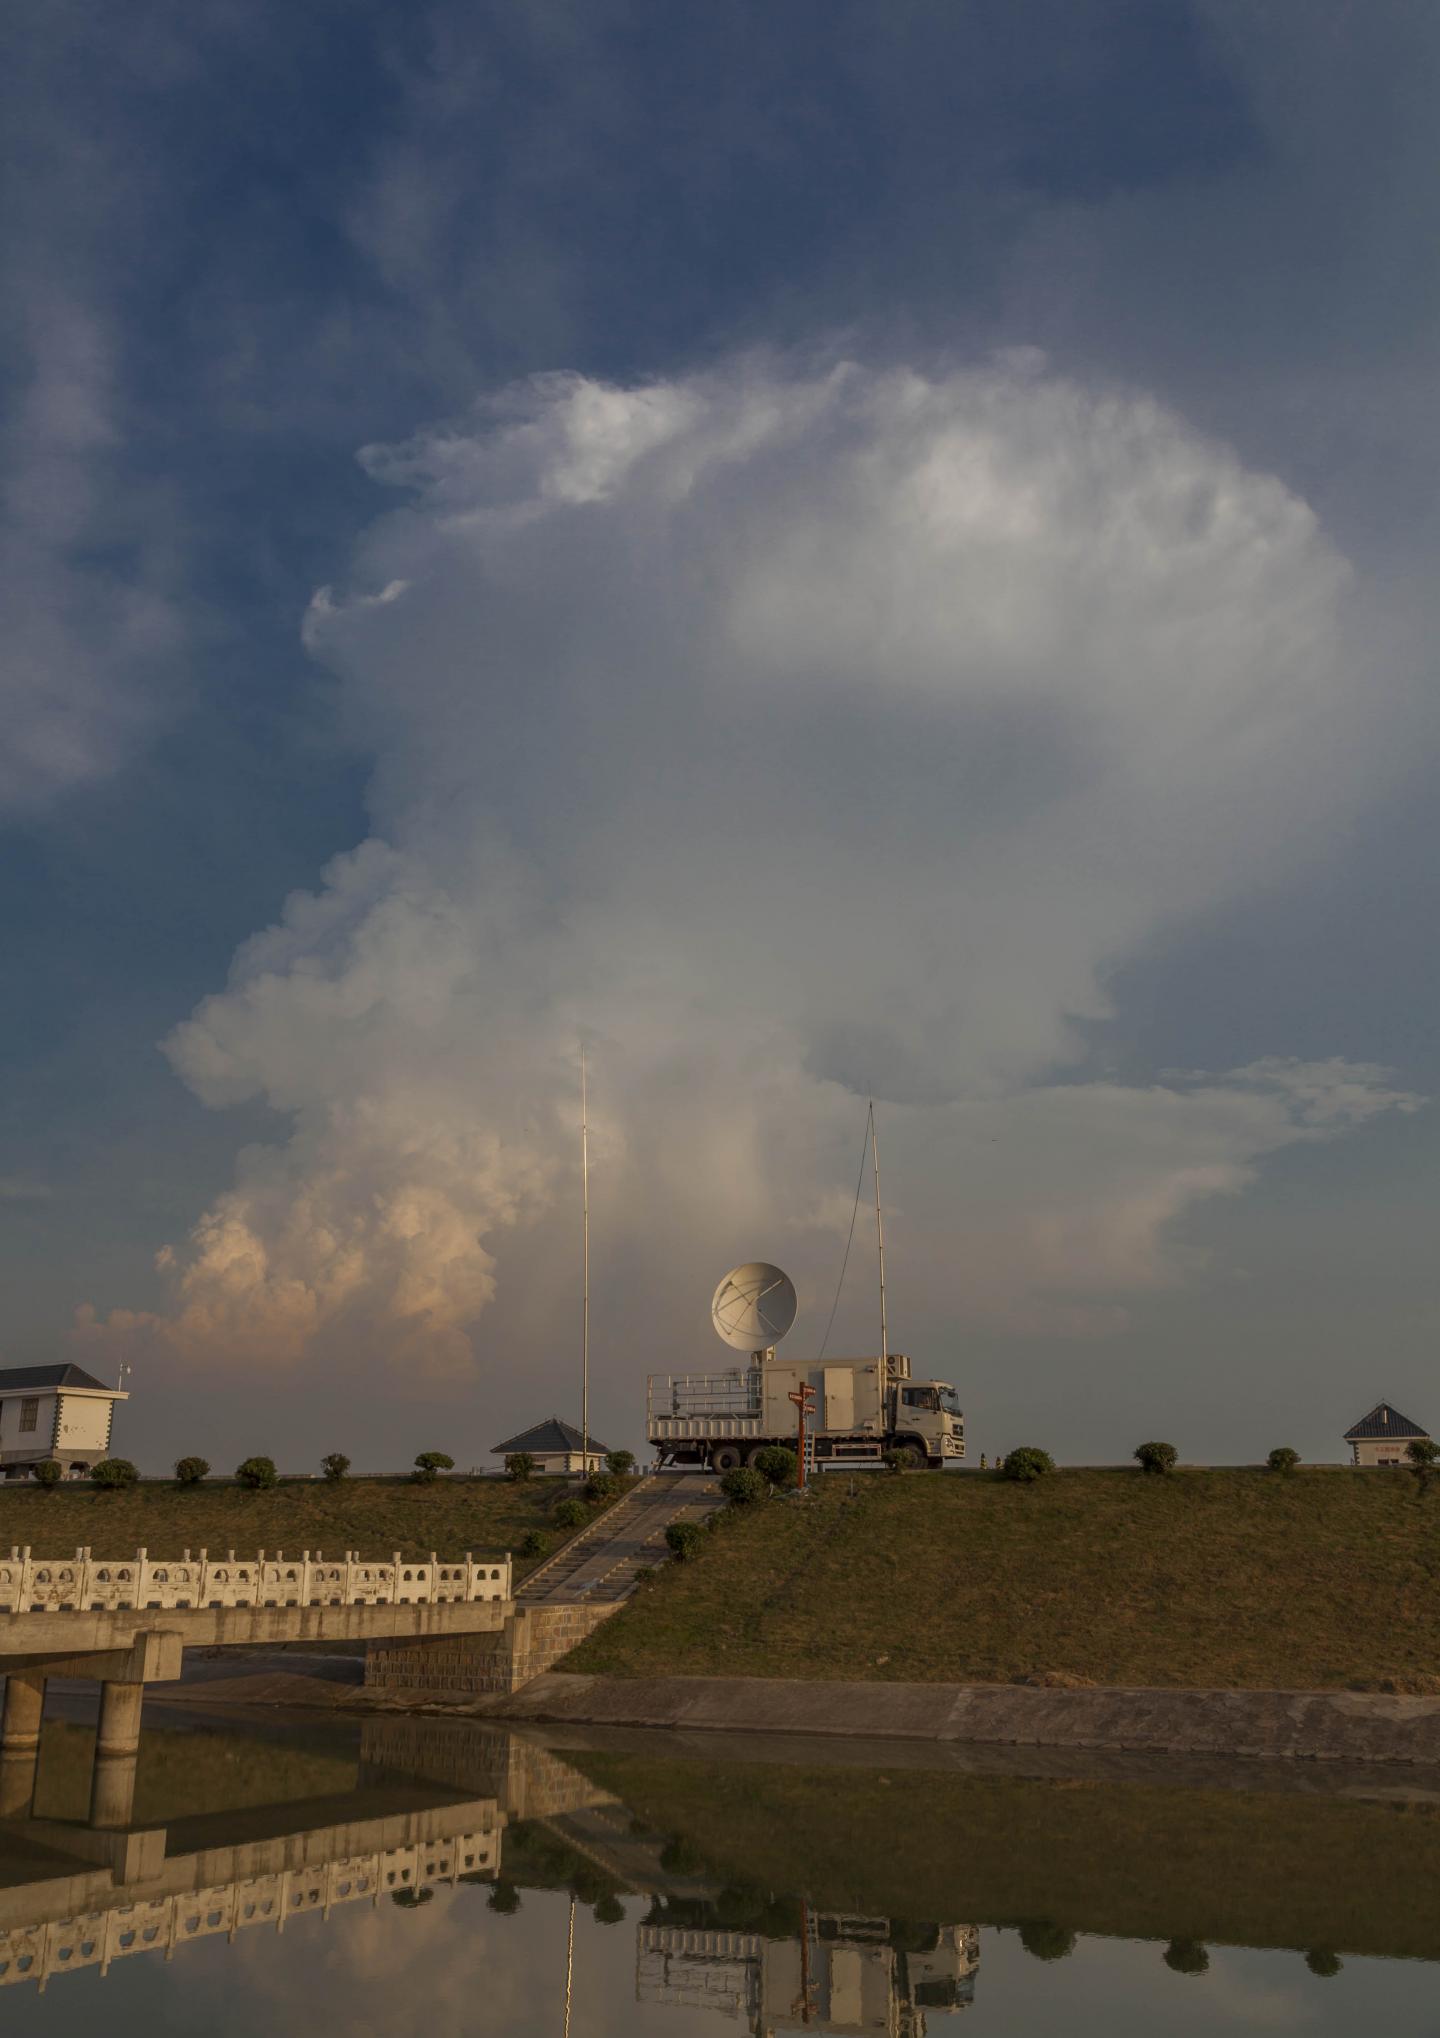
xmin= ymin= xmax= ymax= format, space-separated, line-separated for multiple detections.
xmin=0 ymin=1364 xmax=116 ymax=1394
xmin=1344 ymin=1401 xmax=1429 ymax=1440
xmin=491 ymin=1416 xmax=610 ymax=1457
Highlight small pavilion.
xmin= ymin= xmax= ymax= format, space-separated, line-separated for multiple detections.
xmin=491 ymin=1417 xmax=610 ymax=1477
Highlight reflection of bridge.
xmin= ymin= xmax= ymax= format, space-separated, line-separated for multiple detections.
xmin=0 ymin=1715 xmax=612 ymax=1992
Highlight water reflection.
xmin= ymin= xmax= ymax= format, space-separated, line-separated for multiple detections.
xmin=0 ymin=1699 xmax=1433 ymax=2031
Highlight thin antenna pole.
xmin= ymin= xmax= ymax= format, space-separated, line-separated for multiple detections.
xmin=581 ymin=1043 xmax=590 ymax=1479
xmin=870 ymin=1101 xmax=889 ymax=1377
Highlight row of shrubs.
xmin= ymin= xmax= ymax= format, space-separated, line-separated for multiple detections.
xmin=998 ymin=1438 xmax=1440 ymax=1482
xmin=26 ymin=1448 xmax=499 ymax=1491
xmin=659 ymin=1447 xmax=800 ymax=1564
xmin=514 ymin=1453 xmax=640 ymax=1563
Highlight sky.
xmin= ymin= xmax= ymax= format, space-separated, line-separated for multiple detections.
xmin=2 ymin=1 xmax=1439 ymax=1474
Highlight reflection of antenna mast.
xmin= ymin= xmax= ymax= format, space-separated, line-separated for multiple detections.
xmin=580 ymin=1044 xmax=590 ymax=1478
xmin=563 ymin=1891 xmax=575 ymax=2038
xmin=870 ymin=1101 xmax=889 ymax=1375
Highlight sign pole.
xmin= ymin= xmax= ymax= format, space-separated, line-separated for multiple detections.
xmin=789 ymin=1383 xmax=817 ymax=1489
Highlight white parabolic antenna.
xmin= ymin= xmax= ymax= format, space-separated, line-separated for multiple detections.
xmin=712 ymin=1262 xmax=798 ymax=1352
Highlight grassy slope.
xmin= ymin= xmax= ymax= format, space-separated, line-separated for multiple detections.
xmin=574 ymin=1747 xmax=1440 ymax=1963
xmin=0 ymin=1476 xmax=578 ymax=1575
xmin=567 ymin=1466 xmax=1440 ymax=1689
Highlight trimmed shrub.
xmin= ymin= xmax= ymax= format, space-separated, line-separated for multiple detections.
xmin=1267 ymin=1447 xmax=1300 ymax=1475
xmin=235 ymin=1456 xmax=278 ymax=1490
xmin=411 ymin=1451 xmax=455 ymax=1484
xmin=321 ymin=1452 xmax=350 ymax=1483
xmin=518 ymin=1529 xmax=550 ymax=1560
xmin=32 ymin=1459 xmax=61 ymax=1488
xmin=719 ymin=1466 xmax=768 ymax=1506
xmin=632 ymin=1565 xmax=655 ymax=1584
xmin=174 ymin=1456 xmax=210 ymax=1486
xmin=593 ymin=1893 xmax=626 ymax=1925
xmin=91 ymin=1458 xmax=138 ymax=1491
xmin=665 ymin=1521 xmax=705 ymax=1562
xmin=583 ymin=1470 xmax=620 ymax=1503
xmin=1305 ymin=1950 xmax=1342 ymax=1978
xmin=753 ymin=1445 xmax=798 ymax=1489
xmin=487 ymin=1881 xmax=521 ymax=1915
xmin=1134 ymin=1441 xmax=1178 ymax=1476
xmin=391 ymin=1886 xmax=434 ymax=1909
xmin=554 ymin=1497 xmax=587 ymax=1531
xmin=1018 ymin=1919 xmax=1076 ymax=1962
xmin=505 ymin=1452 xmax=537 ymax=1483
xmin=1002 ymin=1447 xmax=1055 ymax=1483
xmin=882 ymin=1448 xmax=908 ymax=1473
xmin=1163 ymin=1939 xmax=1209 ymax=1976
xmin=605 ymin=1449 xmax=636 ymax=1478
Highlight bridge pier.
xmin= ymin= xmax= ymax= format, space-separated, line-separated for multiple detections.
xmin=89 ymin=1746 xmax=139 ymax=1829
xmin=1 ymin=1671 xmax=45 ymax=1754
xmin=0 ymin=1746 xmax=38 ymax=1818
xmin=95 ymin=1679 xmax=145 ymax=1760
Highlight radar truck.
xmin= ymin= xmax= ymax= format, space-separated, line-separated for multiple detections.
xmin=647 ymin=1352 xmax=965 ymax=1471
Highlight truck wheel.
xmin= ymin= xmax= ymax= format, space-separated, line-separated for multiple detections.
xmin=900 ymin=1439 xmax=929 ymax=1469
xmin=712 ymin=1445 xmax=745 ymax=1473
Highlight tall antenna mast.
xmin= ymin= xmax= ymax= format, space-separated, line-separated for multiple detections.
xmin=580 ymin=1042 xmax=590 ymax=1478
xmin=870 ymin=1100 xmax=889 ymax=1376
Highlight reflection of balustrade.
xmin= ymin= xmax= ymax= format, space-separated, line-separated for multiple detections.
xmin=0 ymin=1830 xmax=499 ymax=1988
xmin=0 ymin=1547 xmax=511 ymax=1614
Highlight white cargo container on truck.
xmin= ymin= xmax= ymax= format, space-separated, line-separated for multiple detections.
xmin=647 ymin=1352 xmax=964 ymax=1471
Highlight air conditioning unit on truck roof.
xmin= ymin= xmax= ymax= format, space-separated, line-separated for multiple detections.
xmin=646 ymin=1262 xmax=964 ymax=1473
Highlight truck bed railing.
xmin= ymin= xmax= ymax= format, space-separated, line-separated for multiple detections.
xmin=647 ymin=1371 xmax=762 ymax=1422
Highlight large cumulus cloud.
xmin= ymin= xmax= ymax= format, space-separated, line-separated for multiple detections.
xmin=81 ymin=356 xmax=1419 ymax=1379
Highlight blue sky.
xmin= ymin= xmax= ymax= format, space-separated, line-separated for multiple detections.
xmin=3 ymin=2 xmax=1438 ymax=1472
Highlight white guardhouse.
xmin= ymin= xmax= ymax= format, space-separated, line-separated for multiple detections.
xmin=1344 ymin=1400 xmax=1431 ymax=1467
xmin=0 ymin=1364 xmax=129 ymax=1478
xmin=491 ymin=1417 xmax=609 ymax=1477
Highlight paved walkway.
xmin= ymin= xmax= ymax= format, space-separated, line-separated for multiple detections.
xmin=518 ymin=1472 xmax=724 ymax=1607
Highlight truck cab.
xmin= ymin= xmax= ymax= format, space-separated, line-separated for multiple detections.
xmin=891 ymin=1379 xmax=965 ymax=1466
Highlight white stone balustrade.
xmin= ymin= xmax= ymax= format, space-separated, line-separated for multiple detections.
xmin=0 ymin=1547 xmax=510 ymax=1615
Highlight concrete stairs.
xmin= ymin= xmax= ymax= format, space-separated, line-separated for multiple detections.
xmin=518 ymin=1472 xmax=723 ymax=1607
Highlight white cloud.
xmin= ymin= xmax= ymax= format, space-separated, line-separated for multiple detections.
xmin=80 ymin=356 xmax=1417 ymax=1377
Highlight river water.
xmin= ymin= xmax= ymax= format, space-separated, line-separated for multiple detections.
xmin=0 ymin=1697 xmax=1436 ymax=2034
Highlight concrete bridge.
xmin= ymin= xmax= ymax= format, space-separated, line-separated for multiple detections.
xmin=0 ymin=1545 xmax=514 ymax=1798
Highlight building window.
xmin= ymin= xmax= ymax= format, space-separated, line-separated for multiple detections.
xmin=18 ymin=1399 xmax=39 ymax=1434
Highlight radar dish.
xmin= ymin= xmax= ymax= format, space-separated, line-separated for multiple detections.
xmin=712 ymin=1262 xmax=798 ymax=1351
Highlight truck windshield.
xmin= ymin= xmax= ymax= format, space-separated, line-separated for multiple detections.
xmin=938 ymin=1386 xmax=963 ymax=1416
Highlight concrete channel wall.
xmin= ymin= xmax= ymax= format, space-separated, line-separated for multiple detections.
xmin=488 ymin=1672 xmax=1440 ymax=1765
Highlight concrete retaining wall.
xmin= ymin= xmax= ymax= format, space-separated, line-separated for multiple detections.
xmin=490 ymin=1672 xmax=1440 ymax=1765
xmin=365 ymin=1603 xmax=618 ymax=1702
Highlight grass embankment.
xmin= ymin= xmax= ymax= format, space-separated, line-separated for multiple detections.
xmin=0 ymin=1476 xmax=588 ymax=1577
xmin=573 ymin=1746 xmax=1440 ymax=1963
xmin=567 ymin=1466 xmax=1440 ymax=1690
